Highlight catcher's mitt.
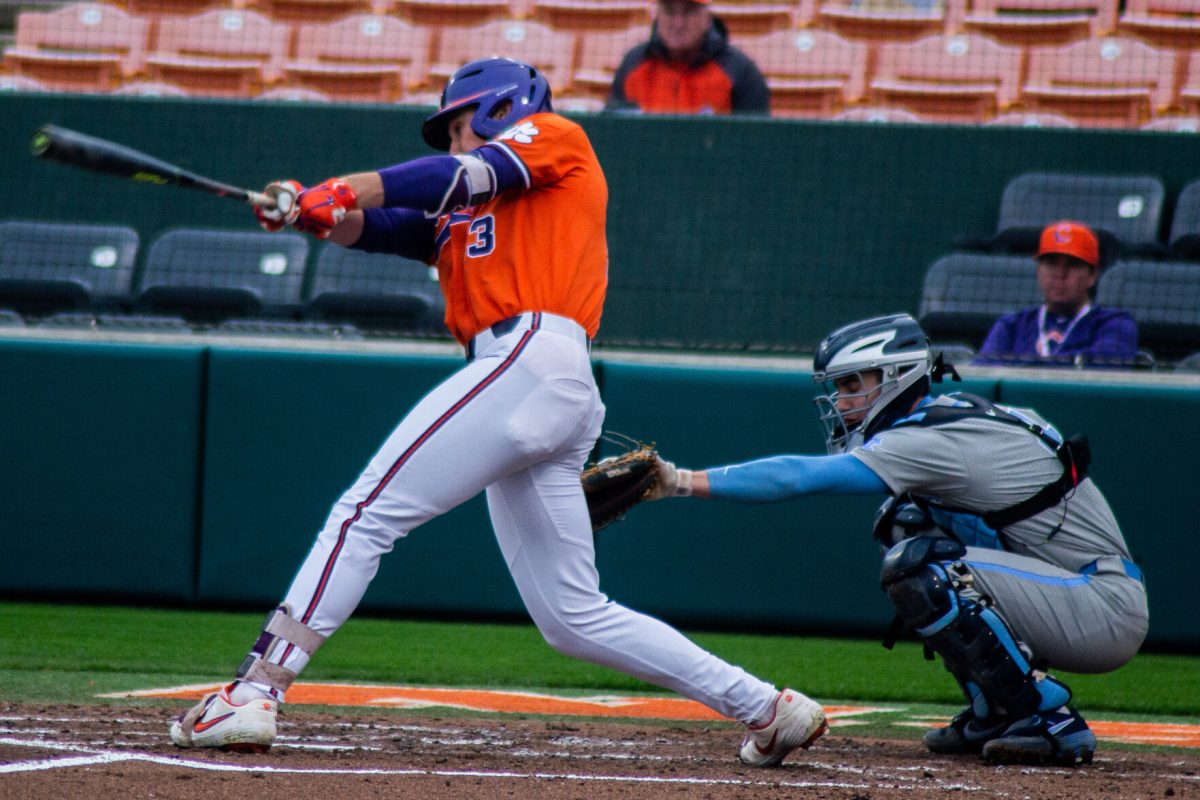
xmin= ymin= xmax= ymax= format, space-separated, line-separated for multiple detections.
xmin=581 ymin=439 xmax=659 ymax=532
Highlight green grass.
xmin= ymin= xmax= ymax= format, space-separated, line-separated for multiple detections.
xmin=2 ymin=601 xmax=1197 ymax=718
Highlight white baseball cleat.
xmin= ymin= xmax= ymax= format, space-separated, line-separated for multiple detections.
xmin=738 ymin=689 xmax=828 ymax=767
xmin=169 ymin=683 xmax=277 ymax=753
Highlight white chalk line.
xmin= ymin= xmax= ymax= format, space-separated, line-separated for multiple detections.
xmin=0 ymin=735 xmax=983 ymax=791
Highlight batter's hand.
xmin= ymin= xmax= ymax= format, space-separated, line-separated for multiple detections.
xmin=294 ymin=178 xmax=358 ymax=239
xmin=254 ymin=179 xmax=304 ymax=232
xmin=646 ymin=455 xmax=694 ymax=501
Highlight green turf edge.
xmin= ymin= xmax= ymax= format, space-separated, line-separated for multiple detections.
xmin=2 ymin=601 xmax=1197 ymax=720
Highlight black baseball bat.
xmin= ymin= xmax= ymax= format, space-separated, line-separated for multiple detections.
xmin=30 ymin=124 xmax=272 ymax=207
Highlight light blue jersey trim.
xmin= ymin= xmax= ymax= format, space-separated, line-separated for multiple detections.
xmin=964 ymin=559 xmax=1091 ymax=587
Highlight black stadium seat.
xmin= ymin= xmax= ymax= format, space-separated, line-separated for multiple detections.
xmin=137 ymin=228 xmax=309 ymax=322
xmin=307 ymin=245 xmax=445 ymax=335
xmin=959 ymin=172 xmax=1166 ymax=261
xmin=1095 ymin=259 xmax=1200 ymax=361
xmin=0 ymin=220 xmax=139 ymax=316
xmin=917 ymin=251 xmax=1041 ymax=347
xmin=1167 ymin=179 xmax=1200 ymax=260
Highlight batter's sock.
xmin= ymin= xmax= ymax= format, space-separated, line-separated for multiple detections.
xmin=229 ymin=679 xmax=281 ymax=704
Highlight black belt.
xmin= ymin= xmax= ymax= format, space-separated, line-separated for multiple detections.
xmin=466 ymin=316 xmax=522 ymax=361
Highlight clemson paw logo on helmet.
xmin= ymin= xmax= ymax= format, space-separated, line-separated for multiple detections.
xmin=497 ymin=122 xmax=539 ymax=145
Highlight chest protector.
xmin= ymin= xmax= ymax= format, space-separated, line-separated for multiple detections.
xmin=883 ymin=393 xmax=1091 ymax=539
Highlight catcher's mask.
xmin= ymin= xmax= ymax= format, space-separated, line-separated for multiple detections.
xmin=422 ymin=56 xmax=553 ymax=151
xmin=811 ymin=313 xmax=933 ymax=454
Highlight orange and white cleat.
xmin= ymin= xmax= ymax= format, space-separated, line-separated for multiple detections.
xmin=738 ymin=689 xmax=828 ymax=767
xmin=169 ymin=683 xmax=277 ymax=753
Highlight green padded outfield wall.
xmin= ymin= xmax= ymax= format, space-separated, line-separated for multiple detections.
xmin=0 ymin=339 xmax=205 ymax=602
xmin=4 ymin=93 xmax=1200 ymax=350
xmin=197 ymin=347 xmax=522 ymax=617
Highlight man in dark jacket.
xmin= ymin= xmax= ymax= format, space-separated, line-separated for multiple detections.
xmin=608 ymin=0 xmax=770 ymax=115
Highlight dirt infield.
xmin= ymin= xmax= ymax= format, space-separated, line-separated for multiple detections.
xmin=3 ymin=702 xmax=1199 ymax=800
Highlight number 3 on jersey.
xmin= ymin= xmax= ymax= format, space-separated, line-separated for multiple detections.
xmin=467 ymin=215 xmax=495 ymax=258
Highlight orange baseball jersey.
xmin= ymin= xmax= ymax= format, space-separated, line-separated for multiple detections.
xmin=432 ymin=112 xmax=608 ymax=345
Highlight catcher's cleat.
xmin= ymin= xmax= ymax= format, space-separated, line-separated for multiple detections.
xmin=924 ymin=708 xmax=1010 ymax=755
xmin=981 ymin=707 xmax=1096 ymax=767
xmin=169 ymin=683 xmax=277 ymax=753
xmin=738 ymin=689 xmax=828 ymax=767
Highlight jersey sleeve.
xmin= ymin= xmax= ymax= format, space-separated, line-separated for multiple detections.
xmin=851 ymin=426 xmax=972 ymax=497
xmin=479 ymin=113 xmax=591 ymax=192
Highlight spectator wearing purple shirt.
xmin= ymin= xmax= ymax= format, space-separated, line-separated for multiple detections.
xmin=974 ymin=221 xmax=1138 ymax=367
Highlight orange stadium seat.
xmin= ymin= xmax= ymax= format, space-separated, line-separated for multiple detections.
xmin=832 ymin=105 xmax=926 ymax=121
xmin=1141 ymin=115 xmax=1200 ymax=131
xmin=1022 ymin=36 xmax=1178 ymax=128
xmin=709 ymin=2 xmax=796 ymax=36
xmin=3 ymin=2 xmax=148 ymax=93
xmin=0 ymin=74 xmax=54 ymax=92
xmin=285 ymin=15 xmax=432 ymax=101
xmin=817 ymin=0 xmax=946 ymax=48
xmin=570 ymin=25 xmax=648 ymax=100
xmin=958 ymin=0 xmax=1116 ymax=47
xmin=430 ymin=19 xmax=575 ymax=92
xmin=257 ymin=85 xmax=333 ymax=100
xmin=736 ymin=29 xmax=868 ymax=116
xmin=393 ymin=0 xmax=513 ymax=29
xmin=985 ymin=110 xmax=1077 ymax=126
xmin=111 ymin=79 xmax=191 ymax=95
xmin=1178 ymin=51 xmax=1200 ymax=115
xmin=1119 ymin=0 xmax=1200 ymax=51
xmin=144 ymin=8 xmax=290 ymax=98
xmin=254 ymin=0 xmax=380 ymax=24
xmin=529 ymin=0 xmax=651 ymax=33
xmin=869 ymin=32 xmax=1022 ymax=123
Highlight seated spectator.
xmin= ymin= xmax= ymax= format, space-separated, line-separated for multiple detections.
xmin=607 ymin=0 xmax=769 ymax=116
xmin=974 ymin=221 xmax=1138 ymax=367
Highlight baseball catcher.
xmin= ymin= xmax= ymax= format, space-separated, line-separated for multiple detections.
xmin=645 ymin=313 xmax=1147 ymax=767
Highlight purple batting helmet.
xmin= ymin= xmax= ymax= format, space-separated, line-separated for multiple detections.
xmin=421 ymin=56 xmax=553 ymax=151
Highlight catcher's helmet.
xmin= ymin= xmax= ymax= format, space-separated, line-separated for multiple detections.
xmin=422 ymin=57 xmax=553 ymax=151
xmin=811 ymin=313 xmax=933 ymax=454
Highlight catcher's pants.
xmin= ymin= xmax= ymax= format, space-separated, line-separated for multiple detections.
xmin=270 ymin=313 xmax=778 ymax=724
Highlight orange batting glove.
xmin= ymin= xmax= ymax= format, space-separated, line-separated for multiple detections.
xmin=254 ymin=179 xmax=304 ymax=232
xmin=293 ymin=178 xmax=358 ymax=239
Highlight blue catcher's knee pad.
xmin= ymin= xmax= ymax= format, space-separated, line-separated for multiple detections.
xmin=881 ymin=536 xmax=1071 ymax=719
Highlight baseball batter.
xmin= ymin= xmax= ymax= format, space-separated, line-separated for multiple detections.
xmin=169 ymin=57 xmax=827 ymax=767
xmin=648 ymin=313 xmax=1148 ymax=767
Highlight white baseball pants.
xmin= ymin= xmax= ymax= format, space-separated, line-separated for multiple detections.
xmin=269 ymin=312 xmax=778 ymax=724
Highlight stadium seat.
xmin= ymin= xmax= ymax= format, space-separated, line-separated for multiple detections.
xmin=137 ymin=228 xmax=309 ymax=322
xmin=978 ymin=171 xmax=1166 ymax=258
xmin=869 ymin=32 xmax=1022 ymax=123
xmin=3 ymin=2 xmax=148 ymax=93
xmin=831 ymin=105 xmax=925 ymax=122
xmin=0 ymin=74 xmax=54 ymax=92
xmin=0 ymin=220 xmax=139 ymax=317
xmin=1178 ymin=51 xmax=1200 ymax=116
xmin=986 ymin=111 xmax=1078 ymax=127
xmin=709 ymin=2 xmax=795 ymax=36
xmin=571 ymin=25 xmax=646 ymax=100
xmin=1022 ymin=36 xmax=1177 ymax=128
xmin=1175 ymin=350 xmax=1200 ymax=372
xmin=530 ymin=0 xmax=651 ymax=33
xmin=1094 ymin=259 xmax=1200 ymax=360
xmin=285 ymin=15 xmax=432 ymax=101
xmin=735 ymin=29 xmax=868 ymax=116
xmin=553 ymin=95 xmax=605 ymax=111
xmin=959 ymin=0 xmax=1114 ymax=48
xmin=254 ymin=0 xmax=378 ymax=24
xmin=430 ymin=20 xmax=575 ymax=92
xmin=1142 ymin=115 xmax=1200 ymax=132
xmin=817 ymin=0 xmax=946 ymax=48
xmin=917 ymin=251 xmax=1042 ymax=347
xmin=111 ymin=79 xmax=190 ymax=96
xmin=1167 ymin=179 xmax=1200 ymax=258
xmin=306 ymin=245 xmax=445 ymax=335
xmin=393 ymin=0 xmax=513 ymax=29
xmin=1119 ymin=0 xmax=1200 ymax=51
xmin=256 ymin=85 xmax=332 ymax=101
xmin=145 ymin=9 xmax=291 ymax=98
xmin=124 ymin=0 xmax=225 ymax=18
